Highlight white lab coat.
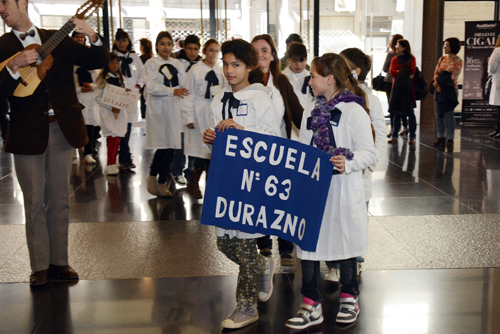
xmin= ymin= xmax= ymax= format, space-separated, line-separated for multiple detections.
xmin=297 ymin=101 xmax=377 ymax=261
xmin=144 ymin=56 xmax=186 ymax=150
xmin=74 ymin=66 xmax=100 ymax=126
xmin=181 ymin=61 xmax=225 ymax=159
xmin=360 ymin=83 xmax=386 ymax=201
xmin=282 ymin=66 xmax=315 ymax=110
xmin=115 ymin=51 xmax=145 ymax=123
xmin=488 ymin=47 xmax=500 ymax=106
xmin=94 ymin=73 xmax=130 ymax=137
xmin=265 ymin=72 xmax=287 ymax=138
xmin=210 ymin=83 xmax=281 ymax=239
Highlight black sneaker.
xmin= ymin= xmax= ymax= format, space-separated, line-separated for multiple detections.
xmin=286 ymin=302 xmax=323 ymax=329
xmin=119 ymin=160 xmax=136 ymax=169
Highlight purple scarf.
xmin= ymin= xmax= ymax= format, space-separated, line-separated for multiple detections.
xmin=310 ymin=90 xmax=364 ymax=154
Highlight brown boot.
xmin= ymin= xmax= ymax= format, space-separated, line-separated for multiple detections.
xmin=187 ymin=168 xmax=203 ymax=199
xmin=433 ymin=138 xmax=446 ymax=146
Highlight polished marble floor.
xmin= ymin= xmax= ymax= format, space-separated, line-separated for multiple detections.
xmin=1 ymin=120 xmax=500 ymax=333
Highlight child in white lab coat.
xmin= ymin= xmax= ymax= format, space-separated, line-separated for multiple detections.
xmin=144 ymin=31 xmax=188 ymax=197
xmin=94 ymin=53 xmax=130 ymax=176
xmin=181 ymin=38 xmax=225 ymax=199
xmin=282 ymin=42 xmax=315 ymax=111
xmin=202 ymin=39 xmax=280 ymax=330
xmin=285 ymin=53 xmax=376 ymax=330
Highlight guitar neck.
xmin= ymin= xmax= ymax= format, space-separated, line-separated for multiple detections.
xmin=38 ymin=19 xmax=75 ymax=60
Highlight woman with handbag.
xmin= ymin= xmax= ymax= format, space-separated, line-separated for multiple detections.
xmin=387 ymin=39 xmax=417 ymax=146
xmin=383 ymin=34 xmax=406 ymax=137
xmin=432 ymin=37 xmax=462 ymax=147
xmin=488 ymin=37 xmax=500 ymax=138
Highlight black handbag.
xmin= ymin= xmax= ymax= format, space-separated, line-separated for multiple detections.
xmin=372 ymin=73 xmax=385 ymax=91
xmin=414 ymin=67 xmax=429 ymax=101
xmin=485 ymin=76 xmax=492 ymax=97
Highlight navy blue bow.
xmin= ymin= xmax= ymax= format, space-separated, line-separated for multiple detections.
xmin=76 ymin=67 xmax=93 ymax=87
xmin=220 ymin=92 xmax=240 ymax=120
xmin=159 ymin=64 xmax=179 ymax=87
xmin=186 ymin=62 xmax=196 ymax=72
xmin=204 ymin=70 xmax=219 ymax=99
xmin=120 ymin=56 xmax=133 ymax=78
xmin=302 ymin=75 xmax=314 ymax=96
xmin=106 ymin=76 xmax=121 ymax=87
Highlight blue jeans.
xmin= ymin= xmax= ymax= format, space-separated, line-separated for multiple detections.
xmin=434 ymin=89 xmax=457 ymax=140
xmin=324 ymin=258 xmax=359 ymax=296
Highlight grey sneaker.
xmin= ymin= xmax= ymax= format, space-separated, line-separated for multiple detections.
xmin=259 ymin=256 xmax=275 ymax=302
xmin=336 ymin=296 xmax=360 ymax=324
xmin=286 ymin=302 xmax=324 ymax=329
xmin=325 ymin=267 xmax=340 ymax=282
xmin=221 ymin=300 xmax=258 ymax=329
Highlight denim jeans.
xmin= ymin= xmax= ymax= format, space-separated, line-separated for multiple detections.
xmin=170 ymin=133 xmax=186 ymax=176
xmin=118 ymin=122 xmax=132 ymax=162
xmin=434 ymin=89 xmax=457 ymax=140
xmin=325 ymin=257 xmax=359 ymax=296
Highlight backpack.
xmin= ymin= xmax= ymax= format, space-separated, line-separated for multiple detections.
xmin=414 ymin=67 xmax=429 ymax=100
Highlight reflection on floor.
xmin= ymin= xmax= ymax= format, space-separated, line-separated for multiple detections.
xmin=1 ymin=121 xmax=500 ymax=333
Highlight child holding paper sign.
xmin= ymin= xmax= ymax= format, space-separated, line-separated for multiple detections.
xmin=202 ymin=39 xmax=281 ymax=329
xmin=285 ymin=54 xmax=376 ymax=329
xmin=95 ymin=53 xmax=130 ymax=176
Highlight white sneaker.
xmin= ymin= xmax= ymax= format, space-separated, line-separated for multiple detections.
xmin=83 ymin=154 xmax=96 ymax=164
xmin=258 ymin=256 xmax=275 ymax=302
xmin=105 ymin=164 xmax=119 ymax=175
xmin=325 ymin=267 xmax=340 ymax=282
xmin=336 ymin=296 xmax=360 ymax=324
xmin=286 ymin=302 xmax=323 ymax=329
xmin=170 ymin=173 xmax=186 ymax=186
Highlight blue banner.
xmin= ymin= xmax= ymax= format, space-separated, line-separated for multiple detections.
xmin=200 ymin=129 xmax=333 ymax=252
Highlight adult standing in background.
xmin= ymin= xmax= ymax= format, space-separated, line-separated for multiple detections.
xmin=113 ymin=28 xmax=145 ymax=170
xmin=382 ymin=34 xmax=404 ymax=137
xmin=387 ymin=39 xmax=417 ymax=146
xmin=139 ymin=38 xmax=153 ymax=119
xmin=487 ymin=37 xmax=500 ymax=138
xmin=432 ymin=37 xmax=462 ymax=147
xmin=0 ymin=0 xmax=109 ymax=286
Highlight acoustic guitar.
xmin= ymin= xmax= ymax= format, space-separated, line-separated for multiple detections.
xmin=0 ymin=0 xmax=104 ymax=98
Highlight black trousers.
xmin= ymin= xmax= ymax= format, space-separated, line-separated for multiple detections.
xmin=150 ymin=149 xmax=174 ymax=184
xmin=0 ymin=99 xmax=9 ymax=140
xmin=257 ymin=236 xmax=294 ymax=255
xmin=118 ymin=122 xmax=132 ymax=162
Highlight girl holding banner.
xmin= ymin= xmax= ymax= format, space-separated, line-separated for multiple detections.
xmin=285 ymin=54 xmax=376 ymax=329
xmin=203 ymin=39 xmax=281 ymax=329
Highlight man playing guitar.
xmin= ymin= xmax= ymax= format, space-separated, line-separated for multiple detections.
xmin=0 ymin=0 xmax=109 ymax=286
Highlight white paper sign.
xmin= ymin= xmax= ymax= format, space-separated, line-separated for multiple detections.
xmin=101 ymin=84 xmax=140 ymax=113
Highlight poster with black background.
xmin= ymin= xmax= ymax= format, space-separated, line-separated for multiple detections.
xmin=462 ymin=21 xmax=500 ymax=123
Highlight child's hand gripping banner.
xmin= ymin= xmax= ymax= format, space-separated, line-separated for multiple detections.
xmin=200 ymin=129 xmax=333 ymax=252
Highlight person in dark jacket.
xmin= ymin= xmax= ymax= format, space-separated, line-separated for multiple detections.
xmin=387 ymin=39 xmax=417 ymax=146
